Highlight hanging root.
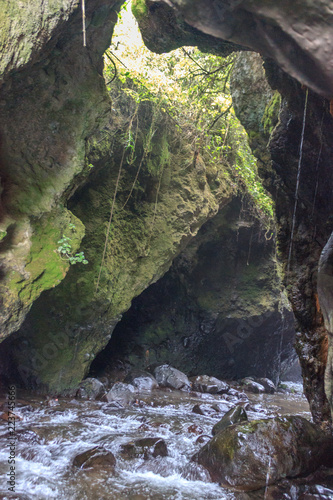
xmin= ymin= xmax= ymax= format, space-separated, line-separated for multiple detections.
xmin=82 ymin=0 xmax=86 ymax=47
xmin=95 ymin=148 xmax=125 ymax=294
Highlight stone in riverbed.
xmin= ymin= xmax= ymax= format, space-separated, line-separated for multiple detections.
xmin=192 ymin=404 xmax=228 ymax=416
xmin=154 ymin=365 xmax=191 ymax=391
xmin=106 ymin=382 xmax=136 ymax=405
xmin=255 ymin=377 xmax=276 ymax=394
xmin=73 ymin=446 xmax=116 ymax=469
xmin=241 ymin=378 xmax=265 ymax=393
xmin=120 ymin=437 xmax=168 ymax=460
xmin=124 ymin=370 xmax=159 ymax=391
xmin=212 ymin=405 xmax=248 ymax=436
xmin=193 ymin=416 xmax=333 ymax=491
xmin=190 ymin=375 xmax=229 ymax=394
xmin=76 ymin=378 xmax=106 ymax=400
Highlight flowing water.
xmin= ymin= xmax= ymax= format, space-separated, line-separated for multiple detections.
xmin=0 ymin=383 xmax=312 ymax=500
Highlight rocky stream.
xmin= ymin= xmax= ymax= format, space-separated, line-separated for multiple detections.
xmin=1 ymin=0 xmax=333 ymax=498
xmin=0 ymin=370 xmax=332 ymax=500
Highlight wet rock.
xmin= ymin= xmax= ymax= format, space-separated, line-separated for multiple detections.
xmin=228 ymin=388 xmax=243 ymax=398
xmin=241 ymin=378 xmax=265 ymax=394
xmin=193 ymin=416 xmax=333 ymax=491
xmin=73 ymin=446 xmax=116 ymax=469
xmin=124 ymin=370 xmax=159 ymax=391
xmin=13 ymin=429 xmax=42 ymax=445
xmin=76 ymin=378 xmax=106 ymax=400
xmin=237 ymin=401 xmax=251 ymax=411
xmin=106 ymin=382 xmax=136 ymax=405
xmin=187 ymin=424 xmax=203 ymax=435
xmin=154 ymin=365 xmax=191 ymax=391
xmin=181 ymin=462 xmax=212 ymax=482
xmin=192 ymin=404 xmax=219 ymax=416
xmin=212 ymin=406 xmax=248 ymax=436
xmin=190 ymin=375 xmax=229 ymax=394
xmin=256 ymin=377 xmax=276 ymax=394
xmin=196 ymin=434 xmax=211 ymax=445
xmin=120 ymin=437 xmax=168 ymax=460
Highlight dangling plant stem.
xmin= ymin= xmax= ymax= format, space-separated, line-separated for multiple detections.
xmin=95 ymin=148 xmax=125 ymax=293
xmin=95 ymin=111 xmax=139 ymax=293
xmin=122 ymin=107 xmax=157 ymax=210
xmin=145 ymin=163 xmax=165 ymax=254
xmin=82 ymin=0 xmax=86 ymax=47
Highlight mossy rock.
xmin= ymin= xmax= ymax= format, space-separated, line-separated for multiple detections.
xmin=193 ymin=416 xmax=333 ymax=491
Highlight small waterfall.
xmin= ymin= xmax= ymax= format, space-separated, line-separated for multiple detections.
xmin=286 ymin=88 xmax=309 ymax=279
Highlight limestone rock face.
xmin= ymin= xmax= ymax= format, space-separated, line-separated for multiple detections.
xmin=0 ymin=71 xmax=235 ymax=393
xmin=95 ymin=198 xmax=296 ymax=384
xmin=318 ymin=234 xmax=333 ymax=417
xmin=133 ymin=0 xmax=333 ymax=99
xmin=230 ymin=51 xmax=333 ymax=423
xmin=193 ymin=416 xmax=333 ymax=491
xmin=0 ymin=0 xmax=120 ymax=340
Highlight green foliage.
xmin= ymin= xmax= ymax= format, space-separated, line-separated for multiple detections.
xmin=57 ymin=227 xmax=88 ymax=265
xmin=104 ymin=1 xmax=274 ymax=228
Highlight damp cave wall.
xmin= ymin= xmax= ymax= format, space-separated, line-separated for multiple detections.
xmin=0 ymin=0 xmax=332 ymax=424
xmin=132 ymin=0 xmax=333 ymax=423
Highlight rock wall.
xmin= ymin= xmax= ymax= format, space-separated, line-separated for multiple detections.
xmin=0 ymin=0 xmax=122 ymax=339
xmin=91 ymin=197 xmax=295 ymax=384
xmin=0 ymin=77 xmax=236 ymax=393
xmin=230 ymin=52 xmax=333 ymax=422
xmin=132 ymin=0 xmax=333 ymax=423
xmin=1 ymin=0 xmax=332 ymax=425
xmin=133 ymin=0 xmax=333 ymax=99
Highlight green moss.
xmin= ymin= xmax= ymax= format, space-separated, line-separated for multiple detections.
xmin=8 ymin=208 xmax=85 ymax=307
xmin=131 ymin=0 xmax=148 ymax=21
xmin=0 ymin=230 xmax=7 ymax=241
xmin=262 ymin=91 xmax=281 ymax=136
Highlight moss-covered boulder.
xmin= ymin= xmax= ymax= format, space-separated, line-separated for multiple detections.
xmin=212 ymin=405 xmax=248 ymax=436
xmin=193 ymin=416 xmax=333 ymax=491
xmin=0 ymin=0 xmax=120 ymax=340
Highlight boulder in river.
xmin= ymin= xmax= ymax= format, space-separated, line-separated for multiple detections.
xmin=255 ymin=377 xmax=276 ymax=394
xmin=212 ymin=405 xmax=248 ymax=436
xmin=241 ymin=378 xmax=265 ymax=394
xmin=124 ymin=370 xmax=159 ymax=391
xmin=193 ymin=416 xmax=333 ymax=491
xmin=192 ymin=403 xmax=229 ymax=416
xmin=154 ymin=365 xmax=191 ymax=391
xmin=190 ymin=375 xmax=229 ymax=394
xmin=76 ymin=378 xmax=106 ymax=400
xmin=106 ymin=382 xmax=136 ymax=405
xmin=73 ymin=446 xmax=116 ymax=470
xmin=120 ymin=437 xmax=168 ymax=460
